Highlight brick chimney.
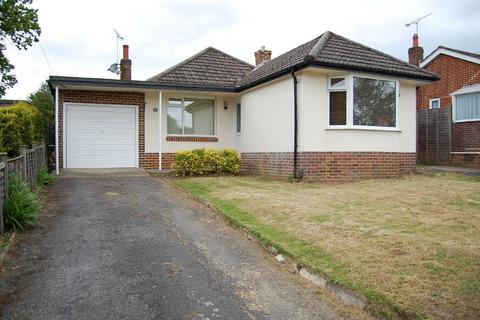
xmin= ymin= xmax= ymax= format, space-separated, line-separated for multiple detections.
xmin=254 ymin=46 xmax=272 ymax=65
xmin=120 ymin=45 xmax=132 ymax=80
xmin=408 ymin=34 xmax=424 ymax=66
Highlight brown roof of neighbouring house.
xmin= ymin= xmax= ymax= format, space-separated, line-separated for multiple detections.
xmin=147 ymin=47 xmax=254 ymax=89
xmin=421 ymin=46 xmax=480 ymax=65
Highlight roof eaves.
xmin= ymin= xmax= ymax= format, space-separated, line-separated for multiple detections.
xmin=48 ymin=76 xmax=237 ymax=93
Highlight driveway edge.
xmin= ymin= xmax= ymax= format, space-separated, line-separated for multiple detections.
xmin=0 ymin=232 xmax=16 ymax=267
xmin=160 ymin=178 xmax=373 ymax=314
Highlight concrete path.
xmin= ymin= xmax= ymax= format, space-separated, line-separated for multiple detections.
xmin=0 ymin=171 xmax=365 ymax=320
xmin=417 ymin=165 xmax=480 ymax=177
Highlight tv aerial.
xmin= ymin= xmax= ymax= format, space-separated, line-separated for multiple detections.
xmin=107 ymin=28 xmax=125 ymax=75
xmin=405 ymin=13 xmax=432 ymax=36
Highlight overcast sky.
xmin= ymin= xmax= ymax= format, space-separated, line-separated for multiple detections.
xmin=3 ymin=0 xmax=480 ymax=99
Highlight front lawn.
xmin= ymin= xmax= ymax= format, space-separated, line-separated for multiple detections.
xmin=173 ymin=173 xmax=480 ymax=319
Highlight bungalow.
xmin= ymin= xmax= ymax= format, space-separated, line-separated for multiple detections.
xmin=48 ymin=31 xmax=437 ymax=181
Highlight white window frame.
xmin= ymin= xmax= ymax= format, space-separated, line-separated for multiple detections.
xmin=452 ymin=92 xmax=480 ymax=123
xmin=327 ymin=74 xmax=400 ymax=131
xmin=166 ymin=96 xmax=217 ymax=137
xmin=429 ymin=98 xmax=440 ymax=109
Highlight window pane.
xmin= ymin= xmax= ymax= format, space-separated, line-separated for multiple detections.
xmin=183 ymin=98 xmax=214 ymax=135
xmin=455 ymin=92 xmax=480 ymax=121
xmin=329 ymin=91 xmax=347 ymax=125
xmin=236 ymin=103 xmax=241 ymax=133
xmin=430 ymin=100 xmax=439 ymax=109
xmin=167 ymin=106 xmax=183 ymax=134
xmin=353 ymin=77 xmax=396 ymax=127
xmin=330 ymin=77 xmax=346 ymax=89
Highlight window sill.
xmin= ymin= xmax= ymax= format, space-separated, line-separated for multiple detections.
xmin=452 ymin=118 xmax=480 ymax=123
xmin=326 ymin=126 xmax=401 ymax=132
xmin=166 ymin=135 xmax=218 ymax=142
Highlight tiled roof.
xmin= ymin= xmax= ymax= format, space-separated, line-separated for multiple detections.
xmin=148 ymin=31 xmax=438 ymax=92
xmin=148 ymin=47 xmax=253 ymax=89
xmin=238 ymin=31 xmax=437 ymax=88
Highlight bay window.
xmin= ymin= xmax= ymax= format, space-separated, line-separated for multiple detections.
xmin=328 ymin=75 xmax=398 ymax=129
xmin=167 ymin=98 xmax=215 ymax=135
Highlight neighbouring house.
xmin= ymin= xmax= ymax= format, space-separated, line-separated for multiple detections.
xmin=48 ymin=31 xmax=437 ymax=181
xmin=0 ymin=99 xmax=27 ymax=107
xmin=410 ymin=36 xmax=480 ymax=167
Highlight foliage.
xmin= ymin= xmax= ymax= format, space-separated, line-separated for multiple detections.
xmin=0 ymin=0 xmax=41 ymax=96
xmin=36 ymin=165 xmax=54 ymax=186
xmin=172 ymin=148 xmax=240 ymax=176
xmin=3 ymin=174 xmax=40 ymax=231
xmin=0 ymin=102 xmax=41 ymax=155
xmin=28 ymin=82 xmax=54 ymax=145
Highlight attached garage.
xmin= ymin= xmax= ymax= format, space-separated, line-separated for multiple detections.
xmin=64 ymin=103 xmax=138 ymax=168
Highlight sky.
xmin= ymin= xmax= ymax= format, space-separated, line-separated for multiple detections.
xmin=2 ymin=0 xmax=480 ymax=99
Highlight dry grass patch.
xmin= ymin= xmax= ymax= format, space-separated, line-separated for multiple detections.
xmin=174 ymin=173 xmax=480 ymax=319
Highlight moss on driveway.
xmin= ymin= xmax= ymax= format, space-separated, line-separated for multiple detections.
xmin=173 ymin=173 xmax=480 ymax=320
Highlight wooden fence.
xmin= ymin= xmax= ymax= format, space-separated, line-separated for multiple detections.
xmin=0 ymin=143 xmax=46 ymax=234
xmin=417 ymin=107 xmax=452 ymax=165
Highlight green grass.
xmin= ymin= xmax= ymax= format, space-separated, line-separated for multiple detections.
xmin=174 ymin=178 xmax=411 ymax=319
xmin=4 ymin=174 xmax=41 ymax=231
xmin=37 ymin=165 xmax=55 ymax=187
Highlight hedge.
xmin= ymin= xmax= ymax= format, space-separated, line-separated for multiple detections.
xmin=0 ymin=102 xmax=41 ymax=156
xmin=172 ymin=148 xmax=240 ymax=176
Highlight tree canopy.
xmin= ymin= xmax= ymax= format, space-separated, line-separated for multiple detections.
xmin=0 ymin=0 xmax=41 ymax=97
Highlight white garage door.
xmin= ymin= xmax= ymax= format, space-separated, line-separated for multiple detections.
xmin=65 ymin=104 xmax=137 ymax=168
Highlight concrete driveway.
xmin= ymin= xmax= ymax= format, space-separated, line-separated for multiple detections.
xmin=0 ymin=170 xmax=362 ymax=320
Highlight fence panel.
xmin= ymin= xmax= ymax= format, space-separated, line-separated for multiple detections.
xmin=1 ymin=144 xmax=46 ymax=233
xmin=417 ymin=107 xmax=452 ymax=165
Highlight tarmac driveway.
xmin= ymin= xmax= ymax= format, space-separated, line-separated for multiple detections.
xmin=0 ymin=170 xmax=357 ymax=320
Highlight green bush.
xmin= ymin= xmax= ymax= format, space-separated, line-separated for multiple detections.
xmin=0 ymin=102 xmax=41 ymax=156
xmin=37 ymin=165 xmax=55 ymax=186
xmin=3 ymin=174 xmax=40 ymax=231
xmin=172 ymin=148 xmax=240 ymax=176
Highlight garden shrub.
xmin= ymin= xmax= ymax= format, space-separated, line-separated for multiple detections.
xmin=37 ymin=165 xmax=55 ymax=186
xmin=0 ymin=102 xmax=41 ymax=156
xmin=172 ymin=148 xmax=240 ymax=176
xmin=3 ymin=174 xmax=40 ymax=231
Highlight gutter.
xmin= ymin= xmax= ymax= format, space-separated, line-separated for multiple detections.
xmin=291 ymin=69 xmax=300 ymax=180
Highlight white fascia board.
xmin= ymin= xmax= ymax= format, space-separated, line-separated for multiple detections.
xmin=420 ymin=48 xmax=480 ymax=68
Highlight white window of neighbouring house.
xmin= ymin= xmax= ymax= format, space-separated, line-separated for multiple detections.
xmin=429 ymin=98 xmax=440 ymax=109
xmin=328 ymin=75 xmax=398 ymax=129
xmin=236 ymin=102 xmax=241 ymax=133
xmin=167 ymin=98 xmax=215 ymax=135
xmin=453 ymin=92 xmax=480 ymax=122
xmin=328 ymin=77 xmax=347 ymax=125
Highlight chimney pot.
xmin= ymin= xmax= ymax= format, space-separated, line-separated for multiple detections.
xmin=254 ymin=46 xmax=272 ymax=65
xmin=120 ymin=44 xmax=132 ymax=80
xmin=122 ymin=45 xmax=129 ymax=59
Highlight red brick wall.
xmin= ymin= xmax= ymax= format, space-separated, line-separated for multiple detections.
xmin=450 ymin=153 xmax=480 ymax=167
xmin=241 ymin=152 xmax=416 ymax=182
xmin=58 ymin=89 xmax=161 ymax=169
xmin=452 ymin=121 xmax=480 ymax=152
xmin=418 ymin=54 xmax=480 ymax=109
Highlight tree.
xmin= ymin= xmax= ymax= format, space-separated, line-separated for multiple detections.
xmin=0 ymin=0 xmax=41 ymax=97
xmin=28 ymin=82 xmax=54 ymax=145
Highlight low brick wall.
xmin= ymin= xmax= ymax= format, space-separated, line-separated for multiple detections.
xmin=450 ymin=153 xmax=480 ymax=168
xmin=241 ymin=152 xmax=416 ymax=182
xmin=452 ymin=121 xmax=480 ymax=152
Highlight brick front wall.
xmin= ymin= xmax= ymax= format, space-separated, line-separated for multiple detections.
xmin=417 ymin=54 xmax=480 ymax=110
xmin=241 ymin=152 xmax=416 ymax=182
xmin=452 ymin=121 xmax=480 ymax=152
xmin=450 ymin=153 xmax=480 ymax=167
xmin=58 ymin=89 xmax=162 ymax=169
